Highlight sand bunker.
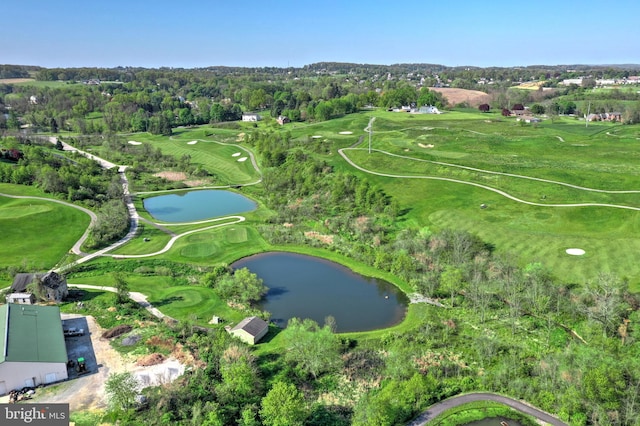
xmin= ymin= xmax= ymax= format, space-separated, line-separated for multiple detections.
xmin=128 ymin=141 xmax=142 ymax=145
xmin=418 ymin=143 xmax=435 ymax=148
xmin=312 ymin=135 xmax=322 ymax=139
xmin=237 ymin=157 xmax=248 ymax=162
xmin=232 ymin=152 xmax=241 ymax=157
xmin=566 ymin=248 xmax=585 ymax=256
xmin=339 ymin=131 xmax=353 ymax=135
xmin=187 ymin=141 xmax=198 ymax=145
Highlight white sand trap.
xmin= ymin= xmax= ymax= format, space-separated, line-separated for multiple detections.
xmin=128 ymin=141 xmax=142 ymax=145
xmin=237 ymin=157 xmax=248 ymax=162
xmin=566 ymin=248 xmax=585 ymax=256
xmin=232 ymin=152 xmax=242 ymax=157
xmin=187 ymin=140 xmax=198 ymax=145
xmin=312 ymin=135 xmax=322 ymax=139
xmin=339 ymin=131 xmax=353 ymax=135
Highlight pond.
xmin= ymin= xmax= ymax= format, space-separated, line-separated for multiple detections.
xmin=143 ymin=190 xmax=256 ymax=222
xmin=231 ymin=252 xmax=408 ymax=333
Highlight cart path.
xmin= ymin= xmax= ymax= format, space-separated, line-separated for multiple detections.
xmin=68 ymin=284 xmax=172 ymax=321
xmin=341 ymin=147 xmax=640 ymax=194
xmin=0 ymin=192 xmax=98 ymax=256
xmin=408 ymin=392 xmax=567 ymax=426
xmin=338 ymin=148 xmax=640 ymax=212
xmin=38 ymin=137 xmax=250 ymax=270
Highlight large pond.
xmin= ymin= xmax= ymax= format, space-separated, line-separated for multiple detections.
xmin=143 ymin=190 xmax=256 ymax=222
xmin=232 ymin=252 xmax=408 ymax=333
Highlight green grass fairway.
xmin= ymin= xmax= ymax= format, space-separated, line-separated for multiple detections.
xmin=298 ymin=110 xmax=640 ymax=288
xmin=130 ymin=130 xmax=261 ymax=185
xmin=0 ymin=190 xmax=90 ymax=270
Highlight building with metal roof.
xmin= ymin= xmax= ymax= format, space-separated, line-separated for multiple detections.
xmin=0 ymin=304 xmax=68 ymax=395
xmin=227 ymin=316 xmax=269 ymax=345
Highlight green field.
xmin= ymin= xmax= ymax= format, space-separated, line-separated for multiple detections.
xmin=0 ymin=184 xmax=90 ymax=274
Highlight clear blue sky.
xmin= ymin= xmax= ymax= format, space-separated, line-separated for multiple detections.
xmin=3 ymin=0 xmax=639 ymax=69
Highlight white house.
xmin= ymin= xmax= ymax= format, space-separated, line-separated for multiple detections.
xmin=241 ymin=113 xmax=261 ymax=122
xmin=0 ymin=304 xmax=68 ymax=395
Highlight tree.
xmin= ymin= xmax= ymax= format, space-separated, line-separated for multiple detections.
xmin=530 ymin=104 xmax=546 ymax=114
xmin=440 ymin=266 xmax=463 ymax=307
xmin=105 ymin=371 xmax=139 ymax=411
xmin=214 ymin=267 xmax=267 ymax=305
xmin=417 ymin=87 xmax=445 ymax=108
xmin=284 ymin=318 xmax=342 ymax=379
xmin=113 ymin=272 xmax=130 ymax=304
xmin=478 ymin=103 xmax=490 ymax=113
xmin=260 ymin=381 xmax=307 ymax=426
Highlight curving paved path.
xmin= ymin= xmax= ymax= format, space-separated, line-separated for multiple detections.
xmin=68 ymin=284 xmax=173 ymax=322
xmin=408 ymin=392 xmax=567 ymax=426
xmin=338 ymin=148 xmax=640 ymax=212
xmin=38 ymin=136 xmax=257 ymax=270
xmin=0 ymin=192 xmax=98 ymax=256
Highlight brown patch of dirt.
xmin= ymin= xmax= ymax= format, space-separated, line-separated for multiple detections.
xmin=145 ymin=335 xmax=175 ymax=352
xmin=0 ymin=78 xmax=35 ymax=84
xmin=102 ymin=324 xmax=132 ymax=339
xmin=304 ymin=231 xmax=334 ymax=244
xmin=154 ymin=171 xmax=187 ymax=181
xmin=429 ymin=87 xmax=491 ymax=107
xmin=136 ymin=353 xmax=166 ymax=366
xmin=237 ymin=132 xmax=245 ymax=141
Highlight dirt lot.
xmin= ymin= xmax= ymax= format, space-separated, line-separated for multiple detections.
xmin=429 ymin=87 xmax=492 ymax=107
xmin=0 ymin=78 xmax=35 ymax=84
xmin=18 ymin=314 xmax=184 ymax=412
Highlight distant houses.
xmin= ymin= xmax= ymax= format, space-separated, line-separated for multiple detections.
xmin=277 ymin=115 xmax=290 ymax=125
xmin=389 ymin=105 xmax=442 ymax=114
xmin=242 ymin=113 xmax=261 ymax=122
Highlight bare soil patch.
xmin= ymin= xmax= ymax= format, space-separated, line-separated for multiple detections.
xmin=304 ymin=231 xmax=334 ymax=245
xmin=0 ymin=78 xmax=34 ymax=84
xmin=429 ymin=87 xmax=491 ymax=107
xmin=154 ymin=171 xmax=187 ymax=181
xmin=26 ymin=315 xmax=187 ymax=413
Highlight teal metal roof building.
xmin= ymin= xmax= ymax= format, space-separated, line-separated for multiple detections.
xmin=0 ymin=304 xmax=68 ymax=395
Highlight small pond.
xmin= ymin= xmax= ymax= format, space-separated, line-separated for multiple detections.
xmin=231 ymin=252 xmax=408 ymax=333
xmin=143 ymin=190 xmax=256 ymax=222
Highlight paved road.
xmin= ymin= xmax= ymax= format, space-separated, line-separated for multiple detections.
xmin=408 ymin=392 xmax=567 ymax=426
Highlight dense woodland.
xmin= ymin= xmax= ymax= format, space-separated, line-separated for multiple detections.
xmin=2 ymin=63 xmax=640 ymax=425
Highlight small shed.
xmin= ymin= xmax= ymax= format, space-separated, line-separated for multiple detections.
xmin=227 ymin=316 xmax=269 ymax=345
xmin=6 ymin=292 xmax=35 ymax=305
xmin=277 ymin=115 xmax=290 ymax=125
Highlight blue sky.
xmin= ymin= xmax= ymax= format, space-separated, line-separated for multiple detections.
xmin=2 ymin=0 xmax=638 ymax=68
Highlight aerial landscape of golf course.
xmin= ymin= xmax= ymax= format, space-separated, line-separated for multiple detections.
xmin=2 ymin=68 xmax=640 ymax=425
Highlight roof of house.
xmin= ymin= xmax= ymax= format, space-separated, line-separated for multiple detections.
xmin=0 ymin=304 xmax=67 ymax=364
xmin=10 ymin=273 xmax=42 ymax=292
xmin=230 ymin=316 xmax=268 ymax=337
